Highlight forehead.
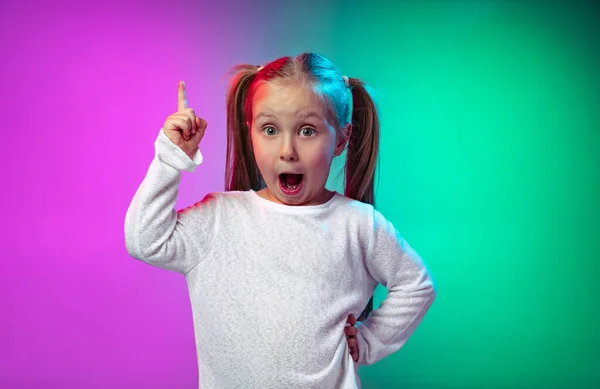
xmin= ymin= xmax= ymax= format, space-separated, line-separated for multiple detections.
xmin=252 ymin=80 xmax=326 ymax=120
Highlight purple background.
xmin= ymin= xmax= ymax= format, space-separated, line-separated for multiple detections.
xmin=1 ymin=1 xmax=312 ymax=387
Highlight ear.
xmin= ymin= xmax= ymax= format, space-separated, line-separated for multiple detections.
xmin=334 ymin=123 xmax=351 ymax=156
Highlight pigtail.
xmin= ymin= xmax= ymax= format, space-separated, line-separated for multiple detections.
xmin=225 ymin=65 xmax=264 ymax=191
xmin=345 ymin=77 xmax=380 ymax=321
xmin=344 ymin=78 xmax=380 ymax=205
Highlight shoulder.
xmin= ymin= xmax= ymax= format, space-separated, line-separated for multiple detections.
xmin=201 ymin=190 xmax=258 ymax=216
xmin=188 ymin=190 xmax=251 ymax=205
xmin=177 ymin=190 xmax=256 ymax=220
xmin=332 ymin=194 xmax=402 ymax=242
xmin=177 ymin=191 xmax=223 ymax=216
xmin=331 ymin=193 xmax=383 ymax=226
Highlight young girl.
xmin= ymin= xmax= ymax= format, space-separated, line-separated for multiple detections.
xmin=125 ymin=52 xmax=436 ymax=389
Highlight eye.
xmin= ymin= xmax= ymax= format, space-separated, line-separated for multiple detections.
xmin=263 ymin=126 xmax=278 ymax=136
xmin=299 ymin=127 xmax=316 ymax=137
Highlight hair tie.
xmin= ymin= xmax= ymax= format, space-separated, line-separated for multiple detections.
xmin=342 ymin=75 xmax=349 ymax=87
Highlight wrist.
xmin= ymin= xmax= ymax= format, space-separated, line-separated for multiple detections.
xmin=187 ymin=148 xmax=197 ymax=160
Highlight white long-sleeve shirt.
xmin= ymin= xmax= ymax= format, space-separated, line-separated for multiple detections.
xmin=124 ymin=129 xmax=436 ymax=389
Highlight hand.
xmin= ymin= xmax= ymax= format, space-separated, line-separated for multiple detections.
xmin=345 ymin=314 xmax=359 ymax=362
xmin=162 ymin=80 xmax=207 ymax=159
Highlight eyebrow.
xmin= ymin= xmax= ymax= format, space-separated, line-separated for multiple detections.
xmin=255 ymin=111 xmax=323 ymax=121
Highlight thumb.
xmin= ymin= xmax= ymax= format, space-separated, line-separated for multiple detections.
xmin=347 ymin=314 xmax=357 ymax=326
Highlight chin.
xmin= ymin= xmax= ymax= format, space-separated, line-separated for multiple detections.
xmin=277 ymin=193 xmax=310 ymax=206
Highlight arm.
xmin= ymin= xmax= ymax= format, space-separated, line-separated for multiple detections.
xmin=355 ymin=210 xmax=436 ymax=365
xmin=124 ymin=129 xmax=219 ymax=275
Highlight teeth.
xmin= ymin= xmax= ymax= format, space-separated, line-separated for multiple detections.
xmin=281 ymin=180 xmax=300 ymax=191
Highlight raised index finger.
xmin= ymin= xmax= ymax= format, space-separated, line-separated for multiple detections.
xmin=178 ymin=80 xmax=188 ymax=111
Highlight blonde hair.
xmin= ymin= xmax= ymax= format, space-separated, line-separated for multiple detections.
xmin=224 ymin=53 xmax=380 ymax=319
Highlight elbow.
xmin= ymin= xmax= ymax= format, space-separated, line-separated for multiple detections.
xmin=124 ymin=226 xmax=172 ymax=265
xmin=428 ymin=285 xmax=437 ymax=306
xmin=124 ymin=229 xmax=142 ymax=260
xmin=123 ymin=212 xmax=159 ymax=262
xmin=124 ymin=209 xmax=141 ymax=259
xmin=425 ymin=277 xmax=437 ymax=306
xmin=124 ymin=217 xmax=147 ymax=261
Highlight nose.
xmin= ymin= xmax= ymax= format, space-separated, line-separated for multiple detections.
xmin=279 ymin=138 xmax=298 ymax=162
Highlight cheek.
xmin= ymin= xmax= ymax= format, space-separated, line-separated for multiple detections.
xmin=250 ymin=133 xmax=263 ymax=157
xmin=250 ymin=136 xmax=272 ymax=172
xmin=306 ymin=148 xmax=335 ymax=175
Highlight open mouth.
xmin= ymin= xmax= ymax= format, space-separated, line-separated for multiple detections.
xmin=279 ymin=173 xmax=303 ymax=193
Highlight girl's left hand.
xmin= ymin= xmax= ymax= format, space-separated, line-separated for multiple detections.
xmin=345 ymin=314 xmax=359 ymax=362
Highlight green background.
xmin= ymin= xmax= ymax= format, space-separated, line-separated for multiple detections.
xmin=316 ymin=1 xmax=599 ymax=387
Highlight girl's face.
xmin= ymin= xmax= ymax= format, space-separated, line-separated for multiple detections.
xmin=249 ymin=80 xmax=347 ymax=206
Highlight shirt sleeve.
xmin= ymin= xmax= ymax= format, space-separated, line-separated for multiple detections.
xmin=124 ymin=129 xmax=220 ymax=275
xmin=355 ymin=209 xmax=436 ymax=365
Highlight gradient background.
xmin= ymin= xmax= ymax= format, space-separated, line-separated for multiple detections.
xmin=1 ymin=0 xmax=599 ymax=388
